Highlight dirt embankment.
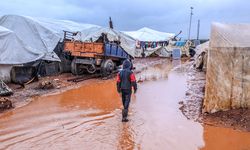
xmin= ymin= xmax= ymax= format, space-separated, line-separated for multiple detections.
xmin=178 ymin=61 xmax=205 ymax=122
xmin=1 ymin=58 xmax=170 ymax=111
xmin=204 ymin=108 xmax=250 ymax=131
xmin=179 ymin=60 xmax=250 ymax=132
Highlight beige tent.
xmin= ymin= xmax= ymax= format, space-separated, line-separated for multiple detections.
xmin=203 ymin=23 xmax=250 ymax=113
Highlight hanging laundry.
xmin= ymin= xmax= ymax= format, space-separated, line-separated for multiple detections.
xmin=136 ymin=40 xmax=141 ymax=49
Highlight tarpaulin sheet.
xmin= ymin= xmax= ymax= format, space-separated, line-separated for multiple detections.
xmin=0 ymin=26 xmax=44 ymax=64
xmin=0 ymin=15 xmax=135 ymax=63
xmin=124 ymin=27 xmax=174 ymax=41
xmin=204 ymin=23 xmax=250 ymax=113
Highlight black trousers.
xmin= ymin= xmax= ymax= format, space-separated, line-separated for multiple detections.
xmin=121 ymin=89 xmax=131 ymax=110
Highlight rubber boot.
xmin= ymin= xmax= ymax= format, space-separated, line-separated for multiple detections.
xmin=122 ymin=109 xmax=129 ymax=122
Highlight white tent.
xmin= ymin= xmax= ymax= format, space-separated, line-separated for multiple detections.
xmin=124 ymin=27 xmax=174 ymax=41
xmin=204 ymin=23 xmax=250 ymax=113
xmin=0 ymin=26 xmax=44 ymax=64
xmin=0 ymin=15 xmax=102 ymax=63
xmin=123 ymin=27 xmax=174 ymax=57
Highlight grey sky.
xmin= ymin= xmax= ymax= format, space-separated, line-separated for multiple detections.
xmin=1 ymin=0 xmax=249 ymax=39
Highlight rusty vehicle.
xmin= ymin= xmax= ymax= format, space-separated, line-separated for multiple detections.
xmin=63 ymin=31 xmax=132 ymax=75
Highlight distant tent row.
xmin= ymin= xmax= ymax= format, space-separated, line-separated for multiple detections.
xmin=0 ymin=15 xmax=136 ymax=82
xmin=124 ymin=27 xmax=175 ymax=57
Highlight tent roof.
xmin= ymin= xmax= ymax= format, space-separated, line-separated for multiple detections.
xmin=124 ymin=27 xmax=175 ymax=41
xmin=0 ymin=26 xmax=45 ymax=64
xmin=210 ymin=22 xmax=250 ymax=48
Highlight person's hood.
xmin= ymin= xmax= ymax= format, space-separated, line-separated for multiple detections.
xmin=123 ymin=59 xmax=131 ymax=70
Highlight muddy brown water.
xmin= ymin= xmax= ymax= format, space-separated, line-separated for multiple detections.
xmin=1 ymin=61 xmax=250 ymax=150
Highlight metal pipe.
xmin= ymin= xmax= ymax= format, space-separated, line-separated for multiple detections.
xmin=188 ymin=7 xmax=194 ymax=40
xmin=197 ymin=19 xmax=200 ymax=40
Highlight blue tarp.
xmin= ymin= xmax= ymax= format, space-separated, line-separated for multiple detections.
xmin=175 ymin=41 xmax=186 ymax=47
xmin=172 ymin=48 xmax=181 ymax=59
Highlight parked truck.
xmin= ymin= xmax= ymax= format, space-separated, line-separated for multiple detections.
xmin=63 ymin=31 xmax=132 ymax=75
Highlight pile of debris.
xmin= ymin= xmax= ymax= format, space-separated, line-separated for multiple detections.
xmin=0 ymin=79 xmax=13 ymax=96
xmin=37 ymin=81 xmax=55 ymax=90
xmin=0 ymin=97 xmax=12 ymax=111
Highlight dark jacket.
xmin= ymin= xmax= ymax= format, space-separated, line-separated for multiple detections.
xmin=116 ymin=60 xmax=137 ymax=93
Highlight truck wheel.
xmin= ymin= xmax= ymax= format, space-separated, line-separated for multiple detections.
xmin=71 ymin=58 xmax=84 ymax=75
xmin=86 ymin=64 xmax=97 ymax=74
xmin=101 ymin=59 xmax=114 ymax=76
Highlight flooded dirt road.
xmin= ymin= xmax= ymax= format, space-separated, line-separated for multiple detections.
xmin=0 ymin=61 xmax=250 ymax=150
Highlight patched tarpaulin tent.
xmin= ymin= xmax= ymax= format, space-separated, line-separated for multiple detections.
xmin=0 ymin=26 xmax=44 ymax=82
xmin=0 ymin=15 xmax=101 ymax=62
xmin=203 ymin=23 xmax=250 ymax=113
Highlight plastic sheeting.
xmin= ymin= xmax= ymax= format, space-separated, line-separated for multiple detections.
xmin=124 ymin=27 xmax=174 ymax=57
xmin=194 ymin=41 xmax=209 ymax=71
xmin=195 ymin=41 xmax=209 ymax=57
xmin=0 ymin=15 xmax=135 ymax=63
xmin=0 ymin=65 xmax=13 ymax=82
xmin=0 ymin=15 xmax=102 ymax=63
xmin=124 ymin=27 xmax=174 ymax=41
xmin=80 ymin=27 xmax=135 ymax=57
xmin=210 ymin=23 xmax=250 ymax=48
xmin=203 ymin=23 xmax=250 ymax=113
xmin=0 ymin=26 xmax=44 ymax=64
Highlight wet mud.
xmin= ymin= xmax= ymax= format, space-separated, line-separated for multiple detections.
xmin=201 ymin=125 xmax=250 ymax=150
xmin=178 ymin=61 xmax=205 ymax=122
xmin=179 ymin=60 xmax=250 ymax=132
xmin=0 ymin=59 xmax=250 ymax=150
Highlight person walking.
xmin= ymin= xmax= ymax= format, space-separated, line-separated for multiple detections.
xmin=116 ymin=59 xmax=137 ymax=122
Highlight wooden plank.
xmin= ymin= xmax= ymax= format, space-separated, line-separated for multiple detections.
xmin=64 ymin=41 xmax=104 ymax=57
xmin=80 ymin=53 xmax=95 ymax=57
xmin=71 ymin=51 xmax=81 ymax=57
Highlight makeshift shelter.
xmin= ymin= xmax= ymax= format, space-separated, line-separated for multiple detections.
xmin=194 ymin=41 xmax=209 ymax=71
xmin=124 ymin=27 xmax=174 ymax=57
xmin=0 ymin=26 xmax=44 ymax=82
xmin=203 ymin=23 xmax=250 ymax=113
xmin=81 ymin=27 xmax=135 ymax=57
xmin=0 ymin=26 xmax=45 ymax=64
xmin=0 ymin=15 xmax=97 ymax=82
xmin=0 ymin=15 xmax=101 ymax=61
xmin=0 ymin=15 xmax=136 ymax=82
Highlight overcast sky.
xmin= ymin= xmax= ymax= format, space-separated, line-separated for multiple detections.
xmin=1 ymin=0 xmax=250 ymax=39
